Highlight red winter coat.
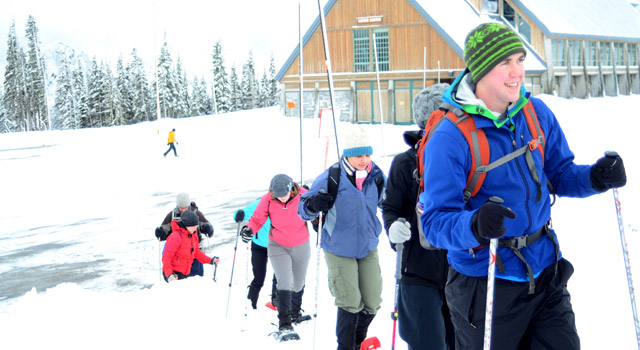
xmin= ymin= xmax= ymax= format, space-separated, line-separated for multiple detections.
xmin=162 ymin=220 xmax=212 ymax=277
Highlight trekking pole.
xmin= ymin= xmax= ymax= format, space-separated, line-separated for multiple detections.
xmin=606 ymin=151 xmax=640 ymax=348
xmin=312 ymin=211 xmax=324 ymax=350
xmin=391 ymin=226 xmax=405 ymax=350
xmin=244 ymin=237 xmax=249 ymax=331
xmin=226 ymin=211 xmax=245 ymax=318
xmin=158 ymin=238 xmax=163 ymax=282
xmin=483 ymin=196 xmax=503 ymax=350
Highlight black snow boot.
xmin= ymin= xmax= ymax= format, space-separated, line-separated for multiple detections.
xmin=291 ymin=286 xmax=312 ymax=324
xmin=270 ymin=274 xmax=278 ymax=308
xmin=275 ymin=290 xmax=299 ymax=341
xmin=355 ymin=311 xmax=376 ymax=348
xmin=247 ymin=283 xmax=261 ymax=310
xmin=336 ymin=307 xmax=359 ymax=350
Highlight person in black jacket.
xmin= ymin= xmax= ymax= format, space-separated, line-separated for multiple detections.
xmin=381 ymin=83 xmax=455 ymax=350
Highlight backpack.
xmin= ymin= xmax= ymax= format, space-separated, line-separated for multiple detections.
xmin=414 ymin=100 xmax=550 ymax=249
xmin=311 ymin=162 xmax=384 ymax=231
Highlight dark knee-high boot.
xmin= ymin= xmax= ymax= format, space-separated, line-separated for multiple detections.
xmin=337 ymin=308 xmax=359 ymax=350
xmin=355 ymin=311 xmax=376 ymax=347
xmin=247 ymin=283 xmax=261 ymax=310
xmin=276 ymin=290 xmax=294 ymax=331
xmin=291 ymin=286 xmax=312 ymax=323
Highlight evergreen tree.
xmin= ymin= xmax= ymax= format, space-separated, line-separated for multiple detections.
xmin=101 ymin=62 xmax=115 ymax=126
xmin=157 ymin=37 xmax=178 ymax=118
xmin=241 ymin=52 xmax=258 ymax=109
xmin=211 ymin=41 xmax=230 ymax=113
xmin=128 ymin=48 xmax=151 ymax=123
xmin=53 ymin=56 xmax=74 ymax=129
xmin=268 ymin=53 xmax=280 ymax=106
xmin=113 ymin=55 xmax=130 ymax=125
xmin=190 ymin=76 xmax=212 ymax=116
xmin=0 ymin=88 xmax=14 ymax=133
xmin=2 ymin=20 xmax=26 ymax=132
xmin=258 ymin=70 xmax=270 ymax=107
xmin=228 ymin=65 xmax=242 ymax=112
xmin=72 ymin=61 xmax=87 ymax=128
xmin=25 ymin=15 xmax=49 ymax=131
xmin=175 ymin=57 xmax=189 ymax=117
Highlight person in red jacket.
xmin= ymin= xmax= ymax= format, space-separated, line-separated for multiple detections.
xmin=162 ymin=210 xmax=218 ymax=282
xmin=239 ymin=174 xmax=311 ymax=341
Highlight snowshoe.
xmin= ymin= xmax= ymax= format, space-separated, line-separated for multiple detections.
xmin=273 ymin=326 xmax=299 ymax=342
xmin=265 ymin=301 xmax=277 ymax=311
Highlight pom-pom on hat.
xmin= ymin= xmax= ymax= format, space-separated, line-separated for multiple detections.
xmin=413 ymin=83 xmax=450 ymax=129
xmin=342 ymin=125 xmax=373 ymax=158
xmin=464 ymin=22 xmax=526 ymax=84
xmin=180 ymin=210 xmax=199 ymax=227
xmin=176 ymin=192 xmax=190 ymax=208
xmin=270 ymin=174 xmax=293 ymax=197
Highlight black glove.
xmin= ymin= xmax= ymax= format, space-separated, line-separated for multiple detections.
xmin=200 ymin=223 xmax=214 ymax=237
xmin=155 ymin=227 xmax=168 ymax=241
xmin=472 ymin=198 xmax=517 ymax=243
xmin=305 ymin=191 xmax=334 ymax=213
xmin=240 ymin=226 xmax=253 ymax=243
xmin=234 ymin=210 xmax=245 ymax=223
xmin=590 ymin=152 xmax=626 ymax=192
xmin=210 ymin=256 xmax=219 ymax=265
xmin=302 ymin=184 xmax=310 ymax=190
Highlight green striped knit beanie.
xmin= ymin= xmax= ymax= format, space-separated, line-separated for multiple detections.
xmin=464 ymin=22 xmax=526 ymax=83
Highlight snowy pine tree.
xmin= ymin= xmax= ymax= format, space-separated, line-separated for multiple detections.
xmin=175 ymin=57 xmax=189 ymax=117
xmin=211 ymin=41 xmax=230 ymax=113
xmin=53 ymin=56 xmax=75 ymax=129
xmin=268 ymin=54 xmax=280 ymax=106
xmin=2 ymin=20 xmax=26 ymax=132
xmin=258 ymin=70 xmax=270 ymax=108
xmin=113 ymin=55 xmax=131 ymax=125
xmin=228 ymin=65 xmax=242 ymax=112
xmin=25 ymin=15 xmax=49 ymax=131
xmin=241 ymin=52 xmax=258 ymax=110
xmin=157 ymin=37 xmax=179 ymax=118
xmin=128 ymin=48 xmax=151 ymax=123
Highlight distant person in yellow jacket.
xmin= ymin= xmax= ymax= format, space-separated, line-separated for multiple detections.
xmin=163 ymin=128 xmax=178 ymax=157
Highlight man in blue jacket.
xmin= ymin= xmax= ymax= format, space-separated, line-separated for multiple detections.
xmin=419 ymin=22 xmax=626 ymax=349
xmin=299 ymin=125 xmax=385 ymax=350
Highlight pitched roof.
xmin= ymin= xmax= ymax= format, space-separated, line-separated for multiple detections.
xmin=511 ymin=0 xmax=640 ymax=41
xmin=275 ymin=0 xmax=547 ymax=81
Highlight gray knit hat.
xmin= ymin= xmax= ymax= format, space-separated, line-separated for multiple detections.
xmin=176 ymin=193 xmax=190 ymax=208
xmin=413 ymin=83 xmax=450 ymax=129
xmin=464 ymin=22 xmax=526 ymax=83
xmin=270 ymin=174 xmax=293 ymax=197
xmin=180 ymin=210 xmax=199 ymax=227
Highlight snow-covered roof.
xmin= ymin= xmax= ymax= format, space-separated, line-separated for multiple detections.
xmin=512 ymin=0 xmax=640 ymax=41
xmin=275 ymin=0 xmax=546 ymax=81
xmin=409 ymin=0 xmax=546 ymax=73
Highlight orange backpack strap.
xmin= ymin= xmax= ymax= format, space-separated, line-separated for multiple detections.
xmin=522 ymin=101 xmax=545 ymax=163
xmin=446 ymin=113 xmax=490 ymax=201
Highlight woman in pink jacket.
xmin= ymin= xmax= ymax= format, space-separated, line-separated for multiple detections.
xmin=240 ymin=174 xmax=310 ymax=341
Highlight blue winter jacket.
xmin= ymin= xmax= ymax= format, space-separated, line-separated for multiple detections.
xmin=233 ymin=198 xmax=270 ymax=248
xmin=298 ymin=161 xmax=385 ymax=259
xmin=419 ymin=71 xmax=599 ymax=281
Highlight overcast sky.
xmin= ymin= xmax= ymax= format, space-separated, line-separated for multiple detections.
xmin=0 ymin=0 xmax=325 ymax=80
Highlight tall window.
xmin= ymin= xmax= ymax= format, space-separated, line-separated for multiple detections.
xmin=354 ymin=29 xmax=370 ymax=72
xmin=503 ymin=1 xmax=516 ymax=27
xmin=353 ymin=28 xmax=389 ymax=72
xmin=584 ymin=41 xmax=598 ymax=66
xmin=517 ymin=15 xmax=531 ymax=43
xmin=373 ymin=29 xmax=389 ymax=72
xmin=614 ymin=43 xmax=626 ymax=66
xmin=483 ymin=0 xmax=498 ymax=13
xmin=629 ymin=43 xmax=638 ymax=66
xmin=551 ymin=39 xmax=566 ymax=66
xmin=600 ymin=42 xmax=612 ymax=66
xmin=568 ymin=40 xmax=582 ymax=66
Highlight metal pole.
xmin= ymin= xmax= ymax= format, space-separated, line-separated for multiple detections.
xmin=372 ymin=32 xmax=387 ymax=158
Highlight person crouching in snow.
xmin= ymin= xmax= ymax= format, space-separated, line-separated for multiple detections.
xmin=162 ymin=210 xmax=218 ymax=282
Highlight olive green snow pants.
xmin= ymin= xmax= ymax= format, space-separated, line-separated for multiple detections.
xmin=324 ymin=248 xmax=383 ymax=314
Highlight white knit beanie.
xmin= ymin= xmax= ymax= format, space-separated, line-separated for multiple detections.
xmin=176 ymin=193 xmax=190 ymax=208
xmin=342 ymin=125 xmax=373 ymax=158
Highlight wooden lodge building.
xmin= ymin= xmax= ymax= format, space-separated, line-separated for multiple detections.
xmin=275 ymin=0 xmax=640 ymax=124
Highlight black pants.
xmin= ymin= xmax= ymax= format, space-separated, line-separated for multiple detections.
xmin=251 ymin=241 xmax=268 ymax=288
xmin=445 ymin=258 xmax=579 ymax=350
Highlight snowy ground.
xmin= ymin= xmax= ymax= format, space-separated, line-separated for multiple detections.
xmin=0 ymin=94 xmax=638 ymax=349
